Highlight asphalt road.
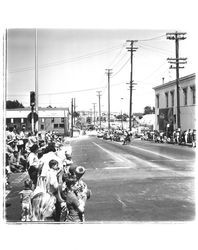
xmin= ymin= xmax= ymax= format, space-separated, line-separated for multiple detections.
xmin=72 ymin=135 xmax=195 ymax=222
xmin=5 ymin=135 xmax=195 ymax=223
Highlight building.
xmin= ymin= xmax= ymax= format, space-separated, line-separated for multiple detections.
xmin=153 ymin=73 xmax=196 ymax=132
xmin=6 ymin=107 xmax=70 ymax=135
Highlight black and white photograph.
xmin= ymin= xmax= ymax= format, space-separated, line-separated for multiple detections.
xmin=0 ymin=1 xmax=197 ymax=250
xmin=3 ymin=28 xmax=196 ymax=223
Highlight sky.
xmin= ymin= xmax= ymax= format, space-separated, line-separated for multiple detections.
xmin=6 ymin=29 xmax=196 ymax=114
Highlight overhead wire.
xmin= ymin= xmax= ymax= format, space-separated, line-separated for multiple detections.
xmin=111 ymin=56 xmax=130 ymax=78
xmin=138 ymin=34 xmax=166 ymax=42
xmin=138 ymin=43 xmax=172 ymax=56
xmin=9 ymin=43 xmax=125 ymax=74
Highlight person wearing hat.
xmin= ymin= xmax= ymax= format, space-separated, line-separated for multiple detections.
xmin=72 ymin=166 xmax=91 ymax=222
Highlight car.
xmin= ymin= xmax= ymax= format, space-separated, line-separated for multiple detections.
xmin=97 ymin=132 xmax=104 ymax=138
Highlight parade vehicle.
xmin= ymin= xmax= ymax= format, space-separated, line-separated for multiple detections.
xmin=97 ymin=131 xmax=104 ymax=138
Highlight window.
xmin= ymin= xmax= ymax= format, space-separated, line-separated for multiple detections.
xmin=190 ymin=86 xmax=196 ymax=105
xmin=165 ymin=92 xmax=168 ymax=108
xmin=11 ymin=118 xmax=14 ymax=123
xmin=156 ymin=94 xmax=159 ymax=108
xmin=41 ymin=118 xmax=45 ymax=123
xmin=61 ymin=117 xmax=64 ymax=123
xmin=41 ymin=124 xmax=44 ymax=130
xmin=59 ymin=124 xmax=64 ymax=128
xmin=54 ymin=124 xmax=58 ymax=129
xmin=51 ymin=118 xmax=54 ymax=123
xmin=183 ymin=88 xmax=187 ymax=105
xmin=21 ymin=118 xmax=24 ymax=123
xmin=170 ymin=91 xmax=174 ymax=107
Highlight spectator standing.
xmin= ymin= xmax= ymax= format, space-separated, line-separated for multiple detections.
xmin=27 ymin=144 xmax=39 ymax=187
xmin=19 ymin=179 xmax=33 ymax=221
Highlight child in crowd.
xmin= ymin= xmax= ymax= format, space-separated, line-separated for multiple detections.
xmin=19 ymin=179 xmax=33 ymax=221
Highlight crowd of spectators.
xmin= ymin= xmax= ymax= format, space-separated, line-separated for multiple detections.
xmin=5 ymin=125 xmax=91 ymax=222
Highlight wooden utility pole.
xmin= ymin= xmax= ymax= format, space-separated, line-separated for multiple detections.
xmin=126 ymin=40 xmax=138 ymax=131
xmin=97 ymin=91 xmax=102 ymax=130
xmin=35 ymin=29 xmax=39 ymax=132
xmin=92 ymin=103 xmax=96 ymax=126
xmin=71 ymin=98 xmax=74 ymax=137
xmin=105 ymin=69 xmax=112 ymax=131
xmin=166 ymin=31 xmax=187 ymax=129
xmin=74 ymin=98 xmax=76 ymax=125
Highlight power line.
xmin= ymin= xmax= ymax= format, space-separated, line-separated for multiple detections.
xmin=138 ymin=43 xmax=172 ymax=55
xmin=108 ymin=43 xmax=127 ymax=68
xmin=9 ymin=44 xmax=124 ymax=74
xmin=112 ymin=56 xmax=130 ymax=77
xmin=138 ymin=34 xmax=166 ymax=42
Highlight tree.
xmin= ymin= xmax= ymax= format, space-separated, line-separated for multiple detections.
xmin=6 ymin=100 xmax=24 ymax=109
xmin=144 ymin=106 xmax=155 ymax=115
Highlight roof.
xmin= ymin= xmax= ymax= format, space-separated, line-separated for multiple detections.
xmin=6 ymin=107 xmax=69 ymax=118
xmin=153 ymin=73 xmax=196 ymax=90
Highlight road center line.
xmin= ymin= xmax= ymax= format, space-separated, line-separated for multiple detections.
xmin=92 ymin=142 xmax=124 ymax=162
xmin=129 ymin=145 xmax=176 ymax=160
xmin=116 ymin=194 xmax=127 ymax=208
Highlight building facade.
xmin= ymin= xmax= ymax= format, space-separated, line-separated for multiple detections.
xmin=153 ymin=73 xmax=196 ymax=132
xmin=6 ymin=107 xmax=70 ymax=135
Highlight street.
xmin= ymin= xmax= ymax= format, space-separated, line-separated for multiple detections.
xmin=5 ymin=135 xmax=195 ymax=222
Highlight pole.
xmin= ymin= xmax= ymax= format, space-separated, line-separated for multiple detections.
xmin=35 ymin=29 xmax=38 ymax=132
xmin=166 ymin=32 xmax=187 ymax=130
xmin=121 ymin=98 xmax=123 ymax=130
xmin=97 ymin=91 xmax=102 ymax=130
xmin=4 ymin=29 xmax=8 ymax=108
xmin=92 ymin=103 xmax=96 ymax=126
xmin=105 ymin=69 xmax=112 ymax=131
xmin=175 ymin=33 xmax=180 ymax=129
xmin=31 ymin=105 xmax=34 ymax=133
xmin=126 ymin=40 xmax=138 ymax=131
xmin=71 ymin=98 xmax=73 ymax=137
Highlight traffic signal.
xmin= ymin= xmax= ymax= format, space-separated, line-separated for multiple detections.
xmin=30 ymin=91 xmax=35 ymax=106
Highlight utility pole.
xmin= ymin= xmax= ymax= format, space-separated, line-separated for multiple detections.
xmin=166 ymin=31 xmax=187 ymax=130
xmin=92 ymin=103 xmax=96 ymax=126
xmin=121 ymin=98 xmax=124 ymax=130
xmin=71 ymin=98 xmax=74 ymax=137
xmin=74 ymin=98 xmax=76 ymax=125
xmin=105 ymin=69 xmax=113 ymax=131
xmin=126 ymin=40 xmax=138 ymax=131
xmin=35 ymin=29 xmax=38 ymax=132
xmin=97 ymin=91 xmax=102 ymax=130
